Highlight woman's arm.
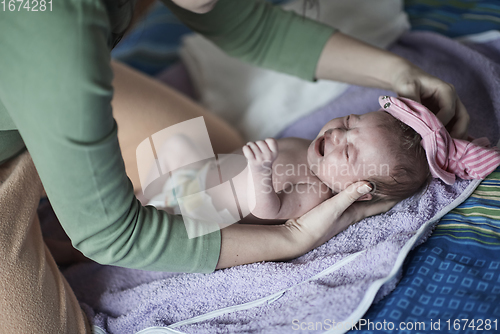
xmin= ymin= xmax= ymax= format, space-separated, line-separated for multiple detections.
xmin=161 ymin=0 xmax=335 ymax=81
xmin=315 ymin=33 xmax=469 ymax=139
xmin=216 ymin=181 xmax=392 ymax=268
xmin=163 ymin=0 xmax=469 ymax=138
xmin=0 ymin=0 xmax=221 ymax=273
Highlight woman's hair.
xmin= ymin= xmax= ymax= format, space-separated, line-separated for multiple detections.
xmin=369 ymin=112 xmax=431 ymax=202
xmin=103 ymin=0 xmax=136 ymax=48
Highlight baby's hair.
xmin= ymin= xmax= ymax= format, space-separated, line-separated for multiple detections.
xmin=369 ymin=112 xmax=431 ymax=202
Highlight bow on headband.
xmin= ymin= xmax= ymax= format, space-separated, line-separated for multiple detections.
xmin=379 ymin=96 xmax=500 ymax=185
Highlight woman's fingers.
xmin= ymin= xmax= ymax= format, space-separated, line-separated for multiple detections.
xmin=353 ymin=199 xmax=398 ymax=222
xmin=289 ymin=181 xmax=373 ymax=247
xmin=433 ymin=81 xmax=457 ymax=128
xmin=394 ymin=67 xmax=470 ymax=139
xmin=284 ymin=182 xmax=398 ymax=254
xmin=448 ymin=98 xmax=470 ymax=139
xmin=426 ymin=82 xmax=469 ymax=139
xmin=300 ymin=182 xmax=371 ymax=222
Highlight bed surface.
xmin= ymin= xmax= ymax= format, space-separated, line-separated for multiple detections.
xmin=38 ymin=1 xmax=500 ymax=333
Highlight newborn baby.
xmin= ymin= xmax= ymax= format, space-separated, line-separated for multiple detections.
xmin=145 ymin=95 xmax=500 ymax=229
xmin=239 ymin=109 xmax=429 ymax=222
xmin=151 ymin=102 xmax=430 ymax=225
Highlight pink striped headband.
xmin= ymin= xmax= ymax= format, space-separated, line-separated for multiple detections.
xmin=379 ymin=96 xmax=500 ymax=185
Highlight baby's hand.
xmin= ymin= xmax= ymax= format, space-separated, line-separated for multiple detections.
xmin=243 ymin=138 xmax=278 ymax=171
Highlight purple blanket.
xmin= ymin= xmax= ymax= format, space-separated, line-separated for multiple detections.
xmin=45 ymin=31 xmax=500 ymax=334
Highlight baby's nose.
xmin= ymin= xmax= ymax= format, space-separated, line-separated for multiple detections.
xmin=330 ymin=128 xmax=346 ymax=145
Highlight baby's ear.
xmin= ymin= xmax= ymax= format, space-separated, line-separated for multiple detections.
xmin=357 ymin=193 xmax=373 ymax=201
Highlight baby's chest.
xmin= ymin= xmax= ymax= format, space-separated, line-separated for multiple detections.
xmin=271 ymin=155 xmax=318 ymax=192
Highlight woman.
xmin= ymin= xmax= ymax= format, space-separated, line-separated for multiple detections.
xmin=0 ymin=0 xmax=468 ymax=333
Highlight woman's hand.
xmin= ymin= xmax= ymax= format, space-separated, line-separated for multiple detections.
xmin=315 ymin=32 xmax=469 ymax=139
xmin=216 ymin=181 xmax=395 ymax=269
xmin=391 ymin=62 xmax=470 ymax=139
xmin=283 ymin=182 xmax=396 ymax=252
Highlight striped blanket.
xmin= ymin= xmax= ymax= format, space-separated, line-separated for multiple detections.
xmin=406 ymin=0 xmax=500 ymax=38
xmin=354 ymin=168 xmax=500 ymax=333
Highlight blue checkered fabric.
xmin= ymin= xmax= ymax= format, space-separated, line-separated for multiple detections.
xmin=352 ymin=168 xmax=500 ymax=334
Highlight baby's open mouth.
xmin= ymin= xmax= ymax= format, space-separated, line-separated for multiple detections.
xmin=318 ymin=137 xmax=325 ymax=156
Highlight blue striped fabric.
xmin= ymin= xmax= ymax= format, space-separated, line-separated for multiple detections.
xmin=353 ymin=167 xmax=500 ymax=334
xmin=405 ymin=0 xmax=500 ymax=38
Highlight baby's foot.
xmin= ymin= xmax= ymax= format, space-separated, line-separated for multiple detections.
xmin=243 ymin=138 xmax=278 ymax=172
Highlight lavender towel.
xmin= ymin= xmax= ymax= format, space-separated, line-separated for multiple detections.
xmin=53 ymin=31 xmax=500 ymax=334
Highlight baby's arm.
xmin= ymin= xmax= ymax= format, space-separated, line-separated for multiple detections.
xmin=243 ymin=139 xmax=281 ymax=220
xmin=243 ymin=139 xmax=332 ymax=221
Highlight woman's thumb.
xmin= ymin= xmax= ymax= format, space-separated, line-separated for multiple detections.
xmin=328 ymin=181 xmax=373 ymax=213
xmin=356 ymin=183 xmax=372 ymax=196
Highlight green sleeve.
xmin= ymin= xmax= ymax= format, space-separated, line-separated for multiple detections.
xmin=161 ymin=0 xmax=336 ymax=81
xmin=0 ymin=0 xmax=220 ymax=273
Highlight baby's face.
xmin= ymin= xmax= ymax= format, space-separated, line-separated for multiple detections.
xmin=307 ymin=111 xmax=396 ymax=193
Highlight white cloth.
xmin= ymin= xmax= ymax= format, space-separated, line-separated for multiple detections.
xmin=180 ymin=0 xmax=410 ymax=141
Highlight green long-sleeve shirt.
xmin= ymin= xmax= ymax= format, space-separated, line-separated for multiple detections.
xmin=0 ymin=0 xmax=334 ymax=272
